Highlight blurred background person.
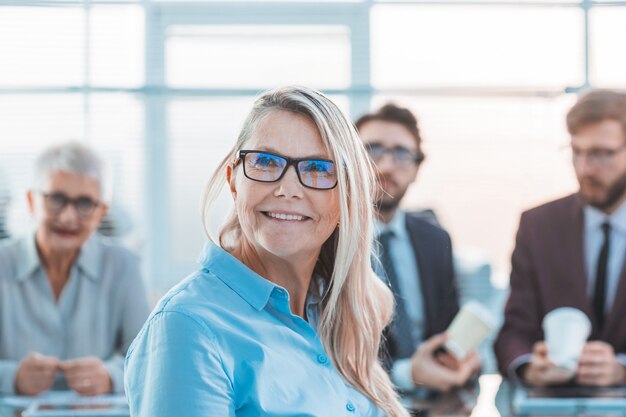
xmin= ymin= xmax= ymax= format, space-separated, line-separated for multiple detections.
xmin=0 ymin=142 xmax=150 ymax=396
xmin=495 ymin=90 xmax=626 ymax=388
xmin=0 ymin=167 xmax=10 ymax=240
xmin=356 ymin=104 xmax=481 ymax=394
xmin=125 ymin=86 xmax=410 ymax=417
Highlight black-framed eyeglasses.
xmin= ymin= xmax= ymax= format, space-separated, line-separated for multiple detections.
xmin=39 ymin=192 xmax=100 ymax=218
xmin=365 ymin=143 xmax=425 ymax=168
xmin=237 ymin=150 xmax=338 ymax=190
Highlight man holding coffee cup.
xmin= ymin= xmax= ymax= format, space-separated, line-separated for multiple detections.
xmin=495 ymin=90 xmax=626 ymax=387
xmin=356 ymin=104 xmax=481 ymax=393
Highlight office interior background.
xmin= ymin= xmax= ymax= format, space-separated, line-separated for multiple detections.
xmin=1 ymin=0 xmax=625 ymax=314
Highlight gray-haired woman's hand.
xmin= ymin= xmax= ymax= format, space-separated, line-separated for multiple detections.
xmin=15 ymin=352 xmax=59 ymax=396
xmin=59 ymin=356 xmax=112 ymax=396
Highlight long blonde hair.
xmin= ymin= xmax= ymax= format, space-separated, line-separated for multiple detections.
xmin=202 ymin=86 xmax=409 ymax=417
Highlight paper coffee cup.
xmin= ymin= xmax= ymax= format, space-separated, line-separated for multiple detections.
xmin=444 ymin=301 xmax=496 ymax=360
xmin=542 ymin=307 xmax=591 ymax=375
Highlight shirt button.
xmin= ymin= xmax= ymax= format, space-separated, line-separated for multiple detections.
xmin=346 ymin=402 xmax=356 ymax=413
xmin=317 ymin=354 xmax=328 ymax=364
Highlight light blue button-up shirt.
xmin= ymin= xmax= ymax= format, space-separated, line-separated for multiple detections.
xmin=584 ymin=202 xmax=626 ymax=312
xmin=125 ymin=241 xmax=387 ymax=417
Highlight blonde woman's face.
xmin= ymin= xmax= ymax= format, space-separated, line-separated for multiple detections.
xmin=228 ymin=110 xmax=340 ymax=262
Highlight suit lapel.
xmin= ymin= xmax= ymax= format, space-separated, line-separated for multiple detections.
xmin=405 ymin=215 xmax=436 ymax=339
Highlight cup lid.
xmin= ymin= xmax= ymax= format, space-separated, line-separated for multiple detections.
xmin=542 ymin=307 xmax=591 ymax=329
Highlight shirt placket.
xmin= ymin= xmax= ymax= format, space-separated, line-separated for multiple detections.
xmin=274 ymin=289 xmax=366 ymax=416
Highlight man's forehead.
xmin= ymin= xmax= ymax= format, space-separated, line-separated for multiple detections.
xmin=571 ymin=120 xmax=626 ymax=148
xmin=359 ymin=120 xmax=418 ymax=149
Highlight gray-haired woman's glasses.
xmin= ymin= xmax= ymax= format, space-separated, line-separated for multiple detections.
xmin=237 ymin=150 xmax=338 ymax=190
xmin=40 ymin=192 xmax=100 ymax=218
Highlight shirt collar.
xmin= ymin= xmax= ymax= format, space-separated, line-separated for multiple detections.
xmin=15 ymin=233 xmax=102 ymax=283
xmin=374 ymin=210 xmax=407 ymax=239
xmin=15 ymin=234 xmax=41 ymax=282
xmin=303 ymin=273 xmax=328 ymax=329
xmin=306 ymin=273 xmax=328 ymax=307
xmin=584 ymin=200 xmax=626 ymax=234
xmin=198 ymin=241 xmax=277 ymax=311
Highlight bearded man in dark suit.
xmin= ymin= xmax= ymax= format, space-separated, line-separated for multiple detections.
xmin=356 ymin=104 xmax=480 ymax=393
xmin=495 ymin=90 xmax=626 ymax=387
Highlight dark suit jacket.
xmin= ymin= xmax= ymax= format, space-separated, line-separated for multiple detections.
xmin=384 ymin=212 xmax=460 ymax=363
xmin=494 ymin=194 xmax=626 ymax=376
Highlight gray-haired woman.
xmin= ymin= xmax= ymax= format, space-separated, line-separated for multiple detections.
xmin=0 ymin=142 xmax=150 ymax=396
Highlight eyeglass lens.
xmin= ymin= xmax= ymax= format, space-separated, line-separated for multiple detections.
xmin=43 ymin=192 xmax=99 ymax=217
xmin=241 ymin=151 xmax=337 ymax=190
xmin=365 ymin=144 xmax=420 ymax=165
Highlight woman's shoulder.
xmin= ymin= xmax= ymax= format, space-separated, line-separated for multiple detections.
xmin=0 ymin=236 xmax=19 ymax=256
xmin=90 ymin=234 xmax=140 ymax=264
xmin=0 ymin=237 xmax=22 ymax=278
xmin=140 ymin=242 xmax=272 ymax=346
xmin=83 ymin=236 xmax=144 ymax=289
xmin=150 ymin=267 xmax=249 ymax=329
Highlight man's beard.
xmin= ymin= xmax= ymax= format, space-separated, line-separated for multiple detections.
xmin=375 ymin=186 xmax=410 ymax=214
xmin=580 ymin=171 xmax=626 ymax=211
xmin=376 ymin=197 xmax=400 ymax=213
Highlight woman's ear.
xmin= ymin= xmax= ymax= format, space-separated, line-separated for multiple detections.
xmin=226 ymin=164 xmax=237 ymax=199
xmin=98 ymin=202 xmax=110 ymax=221
xmin=26 ymin=190 xmax=35 ymax=215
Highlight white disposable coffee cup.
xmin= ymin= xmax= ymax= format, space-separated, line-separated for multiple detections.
xmin=444 ymin=301 xmax=496 ymax=360
xmin=542 ymin=307 xmax=591 ymax=375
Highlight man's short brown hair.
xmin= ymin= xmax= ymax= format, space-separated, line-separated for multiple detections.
xmin=355 ymin=103 xmax=422 ymax=147
xmin=567 ymin=89 xmax=626 ymax=136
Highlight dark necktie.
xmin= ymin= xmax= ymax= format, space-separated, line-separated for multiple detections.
xmin=593 ymin=222 xmax=611 ymax=332
xmin=377 ymin=231 xmax=416 ymax=358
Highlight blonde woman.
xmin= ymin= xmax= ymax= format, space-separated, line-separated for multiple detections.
xmin=125 ymin=86 xmax=409 ymax=417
